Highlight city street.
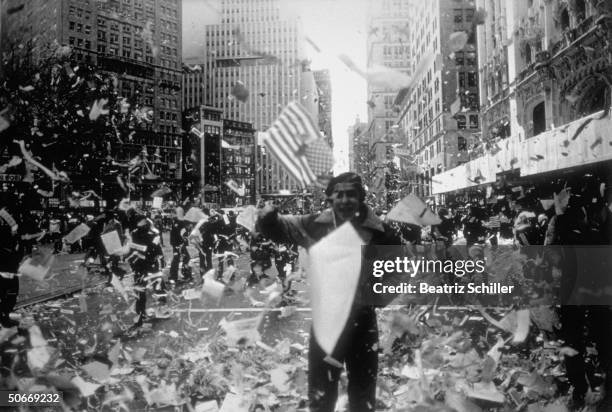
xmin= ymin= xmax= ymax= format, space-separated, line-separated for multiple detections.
xmin=0 ymin=233 xmax=590 ymax=411
xmin=2 ymin=0 xmax=612 ymax=410
xmin=3 ymin=234 xmax=313 ymax=411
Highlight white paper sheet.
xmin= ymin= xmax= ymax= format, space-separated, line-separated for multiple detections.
xmin=309 ymin=222 xmax=363 ymax=355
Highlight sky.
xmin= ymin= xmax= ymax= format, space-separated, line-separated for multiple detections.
xmin=182 ymin=0 xmax=369 ymax=173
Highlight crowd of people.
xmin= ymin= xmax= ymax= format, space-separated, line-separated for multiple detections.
xmin=1 ymin=170 xmax=612 ymax=410
xmin=0 ymin=197 xmax=305 ymax=331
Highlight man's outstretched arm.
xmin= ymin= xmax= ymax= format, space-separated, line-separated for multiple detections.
xmin=257 ymin=204 xmax=312 ymax=248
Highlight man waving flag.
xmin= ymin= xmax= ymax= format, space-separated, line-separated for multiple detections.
xmin=261 ymin=101 xmax=333 ymax=188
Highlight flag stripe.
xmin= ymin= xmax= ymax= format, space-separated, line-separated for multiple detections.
xmin=275 ymin=116 xmax=304 ymax=151
xmin=272 ymin=114 xmax=314 ymax=183
xmin=268 ymin=126 xmax=311 ymax=185
xmin=267 ymin=127 xmax=310 ymax=186
xmin=265 ymin=127 xmax=305 ymax=184
xmin=286 ymin=103 xmax=320 ymax=141
xmin=276 ymin=109 xmax=317 ymax=182
xmin=263 ymin=101 xmax=325 ymax=188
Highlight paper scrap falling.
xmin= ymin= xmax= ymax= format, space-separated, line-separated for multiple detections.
xmin=388 ymin=194 xmax=441 ymax=226
xmin=310 ymin=222 xmax=363 ymax=355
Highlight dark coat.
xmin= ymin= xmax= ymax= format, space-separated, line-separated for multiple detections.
xmin=257 ymin=205 xmax=402 ymax=307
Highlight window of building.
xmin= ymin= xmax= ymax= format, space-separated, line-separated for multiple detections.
xmin=532 ymin=102 xmax=546 ymax=136
xmin=458 ymin=72 xmax=466 ymax=88
xmin=455 ymin=51 xmax=464 ymax=65
xmin=454 ymin=9 xmax=463 ymax=23
xmin=69 ymin=21 xmax=75 ymax=31
xmin=525 ymin=43 xmax=532 ymax=64
xmin=575 ymin=0 xmax=586 ymax=20
xmin=466 ymin=52 xmax=477 ymax=66
xmin=456 ymin=115 xmax=466 ymax=129
xmin=469 ymin=115 xmax=479 ymax=129
xmin=465 ymin=9 xmax=474 ymax=23
xmin=458 ymin=135 xmax=467 ymax=151
xmin=560 ymin=8 xmax=570 ymax=30
xmin=467 ymin=72 xmax=477 ymax=87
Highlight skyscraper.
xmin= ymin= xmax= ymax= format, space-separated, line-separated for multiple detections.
xmin=1 ymin=0 xmax=183 ymax=197
xmin=365 ymin=0 xmax=412 ymax=196
xmin=203 ymin=0 xmax=318 ymax=196
xmin=397 ymin=0 xmax=480 ymax=199
xmin=314 ymin=69 xmax=333 ymax=149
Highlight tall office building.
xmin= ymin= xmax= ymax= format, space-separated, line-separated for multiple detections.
xmin=348 ymin=117 xmax=369 ymax=175
xmin=203 ymin=0 xmax=318 ymax=196
xmin=1 ymin=0 xmax=183 ymax=196
xmin=182 ymin=63 xmax=207 ymax=110
xmin=314 ymin=69 xmax=333 ymax=149
xmin=396 ymin=0 xmax=480 ymax=198
xmin=365 ymin=0 xmax=411 ymax=195
xmin=432 ymin=0 xmax=612 ymax=198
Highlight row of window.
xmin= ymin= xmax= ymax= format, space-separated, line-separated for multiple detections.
xmin=158 ymin=111 xmax=178 ymax=122
xmin=69 ymin=37 xmax=91 ymax=50
xmin=453 ymin=8 xmax=476 ymax=24
xmin=159 ymin=19 xmax=178 ymax=34
xmin=159 ymin=5 xmax=178 ymax=19
xmin=68 ymin=5 xmax=91 ymax=21
xmin=456 ymin=114 xmax=480 ymax=130
xmin=458 ymin=72 xmax=478 ymax=88
xmin=69 ymin=21 xmax=91 ymax=35
xmin=455 ymin=51 xmax=477 ymax=67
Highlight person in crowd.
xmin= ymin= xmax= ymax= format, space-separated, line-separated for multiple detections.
xmin=432 ymin=208 xmax=455 ymax=247
xmin=196 ymin=209 xmax=218 ymax=275
xmin=126 ymin=214 xmax=166 ymax=329
xmin=169 ymin=207 xmax=192 ymax=284
xmin=214 ymin=210 xmax=234 ymax=278
xmin=47 ymin=213 xmax=63 ymax=253
xmin=153 ymin=211 xmax=165 ymax=247
xmin=83 ymin=213 xmax=110 ymax=278
xmin=543 ymin=186 xmax=612 ymax=410
xmin=273 ymin=242 xmax=295 ymax=285
xmin=101 ymin=209 xmax=126 ymax=282
xmin=485 ymin=206 xmax=501 ymax=247
xmin=462 ymin=204 xmax=486 ymax=247
xmin=257 ymin=172 xmax=401 ymax=412
xmin=247 ymin=233 xmax=274 ymax=286
xmin=0 ymin=193 xmax=23 ymax=328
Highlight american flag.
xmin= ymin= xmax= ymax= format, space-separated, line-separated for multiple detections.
xmin=263 ymin=102 xmax=333 ymax=188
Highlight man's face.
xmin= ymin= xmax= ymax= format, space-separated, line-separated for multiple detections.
xmin=330 ymin=182 xmax=361 ymax=222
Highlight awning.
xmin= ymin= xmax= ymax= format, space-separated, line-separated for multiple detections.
xmin=433 ymin=109 xmax=612 ymax=194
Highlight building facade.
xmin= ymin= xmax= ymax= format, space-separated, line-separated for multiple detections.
xmin=365 ymin=0 xmax=411 ymax=198
xmin=182 ymin=106 xmax=255 ymax=208
xmin=397 ymin=0 xmax=480 ymax=199
xmin=348 ymin=117 xmax=369 ymax=174
xmin=201 ymin=0 xmax=318 ymax=196
xmin=182 ymin=63 xmax=207 ymax=110
xmin=1 ymin=0 xmax=183 ymax=196
xmin=433 ymin=0 xmax=612 ymax=197
xmin=221 ymin=119 xmax=255 ymax=206
xmin=314 ymin=69 xmax=333 ymax=149
xmin=182 ymin=106 xmax=222 ymax=206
